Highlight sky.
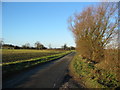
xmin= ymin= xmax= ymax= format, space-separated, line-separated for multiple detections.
xmin=2 ymin=2 xmax=98 ymax=48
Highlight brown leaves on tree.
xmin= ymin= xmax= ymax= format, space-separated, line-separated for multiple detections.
xmin=68 ymin=2 xmax=118 ymax=63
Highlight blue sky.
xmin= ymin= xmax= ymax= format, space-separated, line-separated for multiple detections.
xmin=2 ymin=2 xmax=98 ymax=48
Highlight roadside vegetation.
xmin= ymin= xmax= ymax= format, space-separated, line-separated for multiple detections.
xmin=68 ymin=2 xmax=119 ymax=88
xmin=70 ymin=52 xmax=119 ymax=88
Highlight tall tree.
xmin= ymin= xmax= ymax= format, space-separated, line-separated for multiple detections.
xmin=68 ymin=2 xmax=118 ymax=62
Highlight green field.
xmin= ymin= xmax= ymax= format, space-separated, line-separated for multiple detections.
xmin=2 ymin=49 xmax=72 ymax=75
xmin=2 ymin=49 xmax=65 ymax=63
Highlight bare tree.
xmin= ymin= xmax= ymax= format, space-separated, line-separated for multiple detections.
xmin=62 ymin=44 xmax=68 ymax=50
xmin=0 ymin=38 xmax=4 ymax=49
xmin=48 ymin=44 xmax=52 ymax=49
xmin=22 ymin=43 xmax=30 ymax=49
xmin=34 ymin=41 xmax=44 ymax=50
xmin=68 ymin=2 xmax=118 ymax=62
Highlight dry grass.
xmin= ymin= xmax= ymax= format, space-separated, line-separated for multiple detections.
xmin=69 ymin=53 xmax=120 ymax=88
xmin=96 ymin=49 xmax=120 ymax=81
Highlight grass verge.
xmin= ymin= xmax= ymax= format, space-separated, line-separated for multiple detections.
xmin=69 ymin=54 xmax=120 ymax=88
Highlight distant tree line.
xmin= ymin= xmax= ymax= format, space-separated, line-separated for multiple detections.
xmin=1 ymin=41 xmax=47 ymax=50
xmin=0 ymin=40 xmax=75 ymax=50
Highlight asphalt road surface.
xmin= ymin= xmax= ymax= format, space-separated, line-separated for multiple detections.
xmin=3 ymin=52 xmax=75 ymax=88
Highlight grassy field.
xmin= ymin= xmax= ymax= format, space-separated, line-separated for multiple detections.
xmin=2 ymin=49 xmax=65 ymax=63
xmin=2 ymin=49 xmax=72 ymax=76
xmin=69 ymin=50 xmax=120 ymax=88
